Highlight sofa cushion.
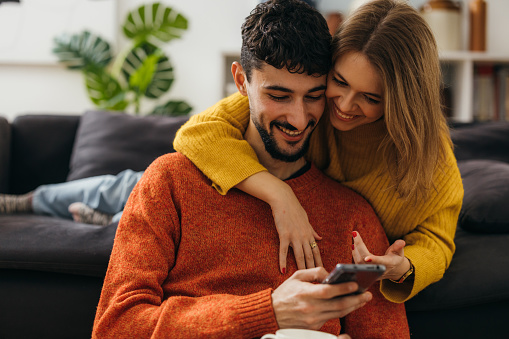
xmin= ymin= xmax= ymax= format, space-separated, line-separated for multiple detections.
xmin=67 ymin=111 xmax=189 ymax=181
xmin=405 ymin=227 xmax=509 ymax=311
xmin=10 ymin=115 xmax=80 ymax=194
xmin=458 ymin=160 xmax=509 ymax=233
xmin=0 ymin=214 xmax=116 ymax=276
xmin=451 ymin=122 xmax=509 ymax=163
xmin=0 ymin=116 xmax=11 ymax=193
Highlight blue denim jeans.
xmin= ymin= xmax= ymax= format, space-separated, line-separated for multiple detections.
xmin=32 ymin=169 xmax=144 ymax=222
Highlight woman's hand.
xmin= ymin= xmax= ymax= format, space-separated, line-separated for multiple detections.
xmin=236 ymin=171 xmax=323 ymax=274
xmin=351 ymin=231 xmax=411 ymax=281
xmin=270 ymin=186 xmax=323 ymax=273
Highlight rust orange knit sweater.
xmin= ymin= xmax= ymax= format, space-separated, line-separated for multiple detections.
xmin=92 ymin=153 xmax=409 ymax=338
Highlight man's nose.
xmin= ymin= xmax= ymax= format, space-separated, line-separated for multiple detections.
xmin=287 ymin=101 xmax=309 ymax=131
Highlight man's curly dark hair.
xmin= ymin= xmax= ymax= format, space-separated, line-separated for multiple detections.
xmin=240 ymin=0 xmax=332 ymax=81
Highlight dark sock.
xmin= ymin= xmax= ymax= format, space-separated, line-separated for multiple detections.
xmin=0 ymin=192 xmax=34 ymax=214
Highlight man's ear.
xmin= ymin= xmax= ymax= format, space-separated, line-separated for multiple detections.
xmin=231 ymin=61 xmax=248 ymax=96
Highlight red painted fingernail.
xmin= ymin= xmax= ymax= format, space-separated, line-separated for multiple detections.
xmin=352 ymin=231 xmax=357 ymax=238
xmin=352 ymin=244 xmax=355 ymax=250
xmin=365 ymin=258 xmax=372 ymax=262
xmin=282 ymin=268 xmax=286 ymax=274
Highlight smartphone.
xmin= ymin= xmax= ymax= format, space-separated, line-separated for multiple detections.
xmin=322 ymin=264 xmax=386 ymax=293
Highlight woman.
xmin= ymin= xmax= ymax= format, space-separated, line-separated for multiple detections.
xmin=174 ymin=0 xmax=463 ymax=303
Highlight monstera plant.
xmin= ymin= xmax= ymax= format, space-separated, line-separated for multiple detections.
xmin=52 ymin=2 xmax=192 ymax=116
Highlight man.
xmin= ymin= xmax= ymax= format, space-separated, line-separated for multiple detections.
xmin=92 ymin=0 xmax=409 ymax=337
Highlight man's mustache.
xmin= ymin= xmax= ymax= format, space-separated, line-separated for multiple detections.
xmin=270 ymin=119 xmax=316 ymax=132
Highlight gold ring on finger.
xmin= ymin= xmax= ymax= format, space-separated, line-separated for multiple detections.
xmin=310 ymin=241 xmax=317 ymax=249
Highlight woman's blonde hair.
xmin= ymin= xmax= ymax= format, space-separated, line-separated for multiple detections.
xmin=333 ymin=0 xmax=452 ymax=201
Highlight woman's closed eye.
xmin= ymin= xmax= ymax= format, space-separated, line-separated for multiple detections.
xmin=332 ymin=76 xmax=348 ymax=87
xmin=364 ymin=95 xmax=380 ymax=105
xmin=333 ymin=76 xmax=380 ymax=105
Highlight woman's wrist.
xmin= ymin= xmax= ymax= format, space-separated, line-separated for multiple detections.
xmin=236 ymin=171 xmax=290 ymax=207
xmin=265 ymin=180 xmax=294 ymax=208
xmin=390 ymin=257 xmax=414 ymax=283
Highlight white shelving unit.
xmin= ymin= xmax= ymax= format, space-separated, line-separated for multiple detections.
xmin=440 ymin=51 xmax=509 ymax=122
xmin=434 ymin=0 xmax=509 ymax=123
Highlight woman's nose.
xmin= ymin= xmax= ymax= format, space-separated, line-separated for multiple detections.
xmin=338 ymin=91 xmax=357 ymax=113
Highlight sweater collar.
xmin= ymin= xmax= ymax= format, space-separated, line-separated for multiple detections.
xmin=284 ymin=164 xmax=325 ymax=193
xmin=284 ymin=161 xmax=312 ymax=180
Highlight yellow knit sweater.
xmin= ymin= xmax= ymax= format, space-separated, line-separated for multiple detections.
xmin=174 ymin=93 xmax=464 ymax=303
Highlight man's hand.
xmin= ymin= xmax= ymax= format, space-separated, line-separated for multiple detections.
xmin=272 ymin=267 xmax=372 ymax=330
xmin=351 ymin=231 xmax=411 ymax=281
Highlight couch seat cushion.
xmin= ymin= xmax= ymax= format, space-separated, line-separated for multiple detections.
xmin=0 ymin=215 xmax=116 ymax=276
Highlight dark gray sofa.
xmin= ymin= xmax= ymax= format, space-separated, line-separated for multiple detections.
xmin=0 ymin=112 xmax=508 ymax=338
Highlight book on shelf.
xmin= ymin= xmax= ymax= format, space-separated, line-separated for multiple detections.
xmin=473 ymin=65 xmax=495 ymax=121
xmin=473 ymin=64 xmax=509 ymax=122
xmin=497 ymin=67 xmax=509 ymax=121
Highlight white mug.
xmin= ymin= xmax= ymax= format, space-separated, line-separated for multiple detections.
xmin=261 ymin=329 xmax=338 ymax=339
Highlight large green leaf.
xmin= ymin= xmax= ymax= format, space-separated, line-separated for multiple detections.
xmin=53 ymin=31 xmax=112 ymax=70
xmin=129 ymin=53 xmax=159 ymax=95
xmin=122 ymin=3 xmax=188 ymax=44
xmin=84 ymin=66 xmax=129 ymax=111
xmin=121 ymin=42 xmax=174 ymax=99
xmin=151 ymin=100 xmax=192 ymax=116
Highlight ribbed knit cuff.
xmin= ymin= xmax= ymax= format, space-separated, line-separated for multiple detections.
xmin=234 ymin=288 xmax=279 ymax=338
xmin=173 ymin=92 xmax=261 ymax=195
xmin=381 ymin=244 xmax=445 ymax=303
xmin=186 ymin=137 xmax=267 ymax=195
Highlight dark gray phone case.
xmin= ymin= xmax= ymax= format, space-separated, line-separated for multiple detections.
xmin=322 ymin=264 xmax=386 ymax=293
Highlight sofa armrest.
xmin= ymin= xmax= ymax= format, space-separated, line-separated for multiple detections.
xmin=0 ymin=116 xmax=11 ymax=193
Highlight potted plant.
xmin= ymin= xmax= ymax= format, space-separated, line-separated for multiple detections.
xmin=53 ymin=2 xmax=192 ymax=116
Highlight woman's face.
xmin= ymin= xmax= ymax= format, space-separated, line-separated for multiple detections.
xmin=326 ymin=51 xmax=384 ymax=131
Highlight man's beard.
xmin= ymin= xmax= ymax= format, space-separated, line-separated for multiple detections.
xmin=253 ymin=118 xmax=315 ymax=163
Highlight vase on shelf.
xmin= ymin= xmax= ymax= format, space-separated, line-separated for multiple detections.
xmin=420 ymin=0 xmax=462 ymax=52
xmin=469 ymin=0 xmax=487 ymax=51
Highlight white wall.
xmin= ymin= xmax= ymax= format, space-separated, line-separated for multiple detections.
xmin=0 ymin=0 xmax=256 ymax=121
xmin=0 ymin=0 xmax=508 ymax=121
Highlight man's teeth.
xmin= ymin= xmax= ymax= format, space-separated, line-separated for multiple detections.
xmin=278 ymin=126 xmax=304 ymax=136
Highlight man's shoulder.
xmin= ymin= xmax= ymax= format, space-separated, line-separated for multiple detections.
xmin=146 ymin=152 xmax=202 ymax=179
xmin=158 ymin=151 xmax=190 ymax=162
xmin=151 ymin=152 xmax=191 ymax=166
